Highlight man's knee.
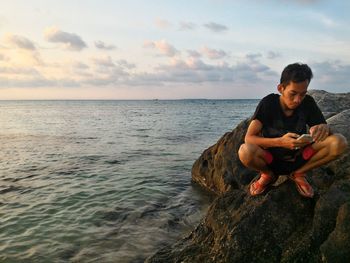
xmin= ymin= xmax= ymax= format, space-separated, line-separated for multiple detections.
xmin=329 ymin=134 xmax=348 ymax=158
xmin=238 ymin=143 xmax=259 ymax=166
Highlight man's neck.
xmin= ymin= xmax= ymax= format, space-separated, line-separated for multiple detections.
xmin=279 ymin=96 xmax=294 ymax=117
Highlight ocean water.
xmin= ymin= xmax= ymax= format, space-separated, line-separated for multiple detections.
xmin=0 ymin=99 xmax=258 ymax=263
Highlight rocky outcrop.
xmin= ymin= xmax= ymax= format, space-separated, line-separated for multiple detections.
xmin=191 ymin=119 xmax=255 ymax=195
xmin=307 ymin=89 xmax=350 ymax=119
xmin=327 ymin=109 xmax=350 ymax=140
xmin=146 ymin=90 xmax=350 ymax=263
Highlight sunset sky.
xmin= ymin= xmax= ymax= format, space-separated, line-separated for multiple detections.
xmin=0 ymin=0 xmax=349 ymax=99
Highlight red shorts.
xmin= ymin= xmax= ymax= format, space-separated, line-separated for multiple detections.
xmin=263 ymin=145 xmax=316 ymax=175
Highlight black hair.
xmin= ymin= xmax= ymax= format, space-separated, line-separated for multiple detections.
xmin=280 ymin=63 xmax=313 ymax=87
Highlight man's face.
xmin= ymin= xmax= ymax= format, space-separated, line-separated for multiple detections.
xmin=279 ymin=80 xmax=309 ymax=110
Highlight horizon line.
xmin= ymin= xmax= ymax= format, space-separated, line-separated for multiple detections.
xmin=0 ymin=98 xmax=261 ymax=101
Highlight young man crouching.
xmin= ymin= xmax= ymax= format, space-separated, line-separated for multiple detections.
xmin=238 ymin=63 xmax=348 ymax=198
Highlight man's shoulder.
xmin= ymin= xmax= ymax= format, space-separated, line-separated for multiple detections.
xmin=260 ymin=93 xmax=279 ymax=104
xmin=301 ymin=94 xmax=317 ymax=106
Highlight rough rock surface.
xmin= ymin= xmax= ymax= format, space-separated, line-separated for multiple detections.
xmin=307 ymin=89 xmax=350 ymax=119
xmin=146 ymin=90 xmax=350 ymax=263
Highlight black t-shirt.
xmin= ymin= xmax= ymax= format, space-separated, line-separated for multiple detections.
xmin=252 ymin=93 xmax=326 ymax=159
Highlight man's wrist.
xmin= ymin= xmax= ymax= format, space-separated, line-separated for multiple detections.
xmin=274 ymin=137 xmax=282 ymax=147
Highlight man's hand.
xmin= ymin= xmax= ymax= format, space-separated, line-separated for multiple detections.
xmin=280 ymin=132 xmax=310 ymax=150
xmin=310 ymin=124 xmax=330 ymax=142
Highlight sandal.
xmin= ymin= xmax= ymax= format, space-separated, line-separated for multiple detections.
xmin=288 ymin=172 xmax=314 ymax=198
xmin=249 ymin=173 xmax=276 ymax=196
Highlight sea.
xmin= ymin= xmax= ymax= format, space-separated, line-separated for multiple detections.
xmin=0 ymin=99 xmax=258 ymax=263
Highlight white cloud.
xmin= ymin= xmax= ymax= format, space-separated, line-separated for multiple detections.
xmin=155 ymin=18 xmax=172 ymax=29
xmin=95 ymin=40 xmax=116 ymax=50
xmin=179 ymin=21 xmax=196 ymax=31
xmin=187 ymin=49 xmax=202 ymax=58
xmin=290 ymin=0 xmax=319 ymax=4
xmin=143 ymin=39 xmax=179 ymax=57
xmin=0 ymin=53 xmax=7 ymax=61
xmin=246 ymin=53 xmax=263 ymax=61
xmin=2 ymin=34 xmax=43 ymax=65
xmin=74 ymin=62 xmax=89 ymax=69
xmin=133 ymin=57 xmax=276 ymax=85
xmin=91 ymin=55 xmax=116 ymax=67
xmin=203 ymin=22 xmax=228 ymax=33
xmin=0 ymin=63 xmax=79 ymax=88
xmin=266 ymin=51 xmax=281 ymax=59
xmin=0 ymin=66 xmax=40 ymax=76
xmin=201 ymin=46 xmax=228 ymax=60
xmin=117 ymin=59 xmax=136 ymax=69
xmin=308 ymin=12 xmax=338 ymax=27
xmin=4 ymin=34 xmax=36 ymax=50
xmin=44 ymin=27 xmax=87 ymax=51
xmin=311 ymin=61 xmax=350 ymax=92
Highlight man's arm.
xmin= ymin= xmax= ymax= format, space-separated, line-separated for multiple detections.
xmin=245 ymin=119 xmax=309 ymax=150
xmin=305 ymin=95 xmax=329 ymax=142
xmin=309 ymin=123 xmax=330 ymax=142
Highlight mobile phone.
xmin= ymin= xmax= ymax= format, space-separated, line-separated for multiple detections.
xmin=297 ymin=134 xmax=313 ymax=142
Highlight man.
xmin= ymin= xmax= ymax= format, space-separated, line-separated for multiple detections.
xmin=238 ymin=63 xmax=348 ymax=198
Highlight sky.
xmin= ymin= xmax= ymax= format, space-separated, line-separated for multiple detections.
xmin=0 ymin=0 xmax=349 ymax=99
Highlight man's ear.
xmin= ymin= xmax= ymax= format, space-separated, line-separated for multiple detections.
xmin=277 ymin=84 xmax=284 ymax=94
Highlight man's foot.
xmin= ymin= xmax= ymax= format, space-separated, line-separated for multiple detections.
xmin=288 ymin=172 xmax=314 ymax=198
xmin=249 ymin=173 xmax=276 ymax=196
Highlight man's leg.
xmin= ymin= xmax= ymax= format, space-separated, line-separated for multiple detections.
xmin=295 ymin=134 xmax=348 ymax=174
xmin=238 ymin=143 xmax=275 ymax=195
xmin=238 ymin=143 xmax=272 ymax=173
xmin=290 ymin=134 xmax=347 ymax=197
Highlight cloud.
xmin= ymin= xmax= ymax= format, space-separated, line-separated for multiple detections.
xmin=0 ymin=76 xmax=79 ymax=88
xmin=0 ymin=66 xmax=40 ymax=75
xmin=266 ymin=51 xmax=281 ymax=59
xmin=187 ymin=49 xmax=202 ymax=58
xmin=74 ymin=62 xmax=89 ymax=69
xmin=0 ymin=63 xmax=80 ymax=88
xmin=143 ymin=39 xmax=179 ymax=57
xmin=291 ymin=0 xmax=319 ymax=4
xmin=201 ymin=46 xmax=228 ymax=60
xmin=95 ymin=40 xmax=116 ymax=50
xmin=133 ymin=57 xmax=276 ymax=85
xmin=307 ymin=12 xmax=338 ymax=27
xmin=311 ymin=61 xmax=350 ymax=92
xmin=2 ymin=34 xmax=43 ymax=65
xmin=246 ymin=53 xmax=263 ymax=61
xmin=91 ymin=55 xmax=116 ymax=67
xmin=203 ymin=22 xmax=228 ymax=33
xmin=44 ymin=27 xmax=87 ymax=51
xmin=155 ymin=18 xmax=172 ymax=29
xmin=4 ymin=34 xmax=36 ymax=50
xmin=117 ymin=59 xmax=136 ymax=69
xmin=0 ymin=53 xmax=7 ymax=61
xmin=179 ymin=21 xmax=196 ymax=31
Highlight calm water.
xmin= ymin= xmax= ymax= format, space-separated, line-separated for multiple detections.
xmin=0 ymin=99 xmax=257 ymax=262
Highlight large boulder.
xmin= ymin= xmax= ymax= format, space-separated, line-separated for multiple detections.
xmin=191 ymin=119 xmax=255 ymax=195
xmin=307 ymin=89 xmax=350 ymax=119
xmin=327 ymin=109 xmax=350 ymax=140
xmin=146 ymin=90 xmax=350 ymax=263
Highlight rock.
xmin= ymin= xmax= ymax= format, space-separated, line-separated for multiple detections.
xmin=327 ymin=109 xmax=350 ymax=140
xmin=146 ymin=90 xmax=350 ymax=263
xmin=320 ymin=202 xmax=350 ymax=262
xmin=191 ymin=119 xmax=255 ymax=195
xmin=307 ymin=90 xmax=350 ymax=119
